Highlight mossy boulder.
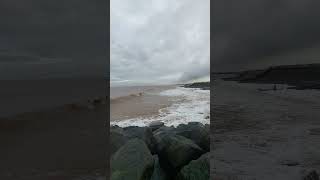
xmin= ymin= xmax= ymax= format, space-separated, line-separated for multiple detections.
xmin=150 ymin=155 xmax=168 ymax=180
xmin=111 ymin=139 xmax=154 ymax=180
xmin=176 ymin=153 xmax=210 ymax=180
xmin=175 ymin=122 xmax=210 ymax=152
xmin=123 ymin=126 xmax=157 ymax=154
xmin=149 ymin=121 xmax=165 ymax=131
xmin=110 ymin=125 xmax=128 ymax=155
xmin=154 ymin=131 xmax=204 ymax=170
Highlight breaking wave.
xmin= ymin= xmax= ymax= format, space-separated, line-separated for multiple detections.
xmin=110 ymin=87 xmax=210 ymax=127
xmin=110 ymin=92 xmax=145 ymax=103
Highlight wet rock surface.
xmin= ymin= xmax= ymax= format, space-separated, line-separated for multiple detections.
xmin=111 ymin=139 xmax=154 ymax=180
xmin=149 ymin=121 xmax=165 ymax=131
xmin=150 ymin=155 xmax=167 ymax=180
xmin=154 ymin=133 xmax=204 ymax=169
xmin=110 ymin=122 xmax=210 ymax=180
xmin=183 ymin=82 xmax=210 ymax=90
xmin=175 ymin=122 xmax=210 ymax=152
xmin=176 ymin=153 xmax=210 ymax=180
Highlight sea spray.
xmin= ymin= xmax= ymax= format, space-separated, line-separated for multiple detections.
xmin=111 ymin=87 xmax=210 ymax=127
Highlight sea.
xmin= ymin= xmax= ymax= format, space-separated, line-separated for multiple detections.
xmin=110 ymin=84 xmax=210 ymax=127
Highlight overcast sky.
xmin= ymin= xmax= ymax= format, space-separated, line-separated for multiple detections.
xmin=0 ymin=0 xmax=107 ymax=79
xmin=213 ymin=0 xmax=320 ymax=72
xmin=2 ymin=0 xmax=320 ymax=79
xmin=111 ymin=0 xmax=210 ymax=86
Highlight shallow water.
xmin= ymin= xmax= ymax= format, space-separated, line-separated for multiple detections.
xmin=111 ymin=86 xmax=210 ymax=127
xmin=110 ymin=85 xmax=174 ymax=122
xmin=0 ymin=78 xmax=107 ymax=118
xmin=110 ymin=85 xmax=172 ymax=99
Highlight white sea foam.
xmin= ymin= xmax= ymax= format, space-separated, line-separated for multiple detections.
xmin=110 ymin=86 xmax=210 ymax=127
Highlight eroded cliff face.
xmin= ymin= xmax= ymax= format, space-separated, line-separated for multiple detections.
xmin=221 ymin=64 xmax=320 ymax=89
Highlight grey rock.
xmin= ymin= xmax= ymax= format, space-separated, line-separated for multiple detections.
xmin=149 ymin=121 xmax=165 ymax=131
xmin=110 ymin=126 xmax=129 ymax=155
xmin=123 ymin=126 xmax=157 ymax=154
xmin=154 ymin=132 xmax=204 ymax=169
xmin=176 ymin=153 xmax=210 ymax=180
xmin=150 ymin=155 xmax=167 ymax=180
xmin=111 ymin=139 xmax=154 ymax=180
xmin=175 ymin=122 xmax=210 ymax=152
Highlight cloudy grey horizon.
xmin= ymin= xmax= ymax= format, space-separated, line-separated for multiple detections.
xmin=111 ymin=0 xmax=210 ymax=86
xmin=213 ymin=0 xmax=320 ymax=72
xmin=0 ymin=0 xmax=107 ymax=80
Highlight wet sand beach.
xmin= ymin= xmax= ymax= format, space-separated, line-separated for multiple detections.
xmin=0 ymin=78 xmax=108 ymax=180
xmin=110 ymin=85 xmax=210 ymax=127
xmin=212 ymin=80 xmax=320 ymax=179
xmin=0 ymin=78 xmax=108 ymax=118
xmin=110 ymin=85 xmax=174 ymax=122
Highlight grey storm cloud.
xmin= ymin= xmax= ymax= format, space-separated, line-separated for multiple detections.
xmin=213 ymin=0 xmax=320 ymax=72
xmin=0 ymin=0 xmax=107 ymax=79
xmin=111 ymin=0 xmax=210 ymax=85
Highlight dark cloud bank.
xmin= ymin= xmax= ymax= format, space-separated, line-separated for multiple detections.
xmin=213 ymin=0 xmax=320 ymax=72
xmin=0 ymin=0 xmax=108 ymax=79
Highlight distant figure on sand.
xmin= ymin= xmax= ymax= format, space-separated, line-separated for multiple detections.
xmin=273 ymin=84 xmax=277 ymax=91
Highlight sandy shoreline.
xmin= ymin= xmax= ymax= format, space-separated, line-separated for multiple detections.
xmin=212 ymin=80 xmax=320 ymax=179
xmin=110 ymin=85 xmax=210 ymax=127
xmin=0 ymin=80 xmax=210 ymax=179
xmin=0 ymin=78 xmax=108 ymax=118
xmin=0 ymin=78 xmax=108 ymax=180
xmin=110 ymin=85 xmax=175 ymax=122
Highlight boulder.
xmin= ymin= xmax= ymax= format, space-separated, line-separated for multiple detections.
xmin=150 ymin=155 xmax=167 ymax=180
xmin=154 ymin=132 xmax=204 ymax=170
xmin=176 ymin=153 xmax=210 ymax=180
xmin=110 ymin=126 xmax=128 ymax=155
xmin=123 ymin=126 xmax=157 ymax=154
xmin=175 ymin=122 xmax=210 ymax=152
xmin=153 ymin=126 xmax=176 ymax=135
xmin=204 ymin=124 xmax=210 ymax=150
xmin=111 ymin=139 xmax=154 ymax=180
xmin=149 ymin=121 xmax=165 ymax=131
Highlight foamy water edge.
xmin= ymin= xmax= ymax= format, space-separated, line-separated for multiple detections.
xmin=110 ymin=87 xmax=210 ymax=127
